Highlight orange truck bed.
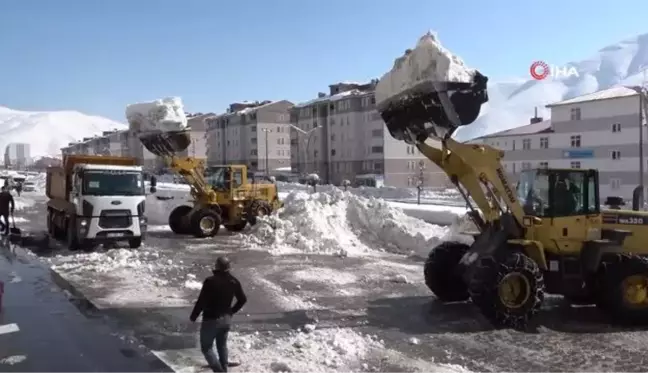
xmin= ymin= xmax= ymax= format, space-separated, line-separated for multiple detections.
xmin=46 ymin=154 xmax=141 ymax=200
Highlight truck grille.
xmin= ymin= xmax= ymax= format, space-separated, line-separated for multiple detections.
xmin=98 ymin=210 xmax=132 ymax=229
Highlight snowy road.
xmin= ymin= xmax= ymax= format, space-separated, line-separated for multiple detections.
xmin=12 ymin=191 xmax=648 ymax=372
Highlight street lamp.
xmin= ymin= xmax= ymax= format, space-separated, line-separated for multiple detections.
xmin=261 ymin=128 xmax=271 ymax=176
xmin=627 ymin=85 xmax=646 ymax=207
xmin=287 ymin=123 xmax=322 ymax=175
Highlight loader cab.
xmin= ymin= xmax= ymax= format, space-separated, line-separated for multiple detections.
xmin=205 ymin=165 xmax=248 ymax=192
xmin=516 ymin=168 xmax=599 ymax=218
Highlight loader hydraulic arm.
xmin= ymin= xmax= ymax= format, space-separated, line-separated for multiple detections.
xmin=417 ymin=137 xmax=526 ymax=229
xmin=160 ymin=155 xmax=217 ymax=202
xmin=138 ymin=130 xmax=217 ymax=202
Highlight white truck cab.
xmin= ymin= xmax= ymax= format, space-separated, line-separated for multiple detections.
xmin=46 ymin=156 xmax=157 ymax=251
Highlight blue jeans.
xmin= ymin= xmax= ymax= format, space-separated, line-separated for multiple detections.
xmin=200 ymin=317 xmax=231 ymax=372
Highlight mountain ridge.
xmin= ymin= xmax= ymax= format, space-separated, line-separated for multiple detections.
xmin=456 ymin=31 xmax=648 ymax=140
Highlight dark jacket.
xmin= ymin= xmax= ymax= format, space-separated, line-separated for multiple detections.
xmin=190 ymin=270 xmax=247 ymax=322
xmin=0 ymin=191 xmax=14 ymax=215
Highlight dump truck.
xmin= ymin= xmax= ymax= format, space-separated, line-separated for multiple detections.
xmin=46 ymin=154 xmax=157 ymax=251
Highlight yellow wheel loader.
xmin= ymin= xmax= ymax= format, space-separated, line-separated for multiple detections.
xmin=377 ymin=71 xmax=648 ymax=329
xmin=138 ymin=131 xmax=282 ymax=238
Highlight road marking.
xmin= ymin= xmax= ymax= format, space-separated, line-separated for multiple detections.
xmin=0 ymin=323 xmax=19 ymax=335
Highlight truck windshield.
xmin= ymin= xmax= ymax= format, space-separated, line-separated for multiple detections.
xmin=82 ymin=171 xmax=144 ymax=196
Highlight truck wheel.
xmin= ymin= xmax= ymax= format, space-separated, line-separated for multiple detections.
xmin=468 ymin=252 xmax=544 ymax=330
xmin=224 ymin=220 xmax=247 ymax=232
xmin=246 ymin=200 xmax=271 ymax=226
xmin=66 ymin=218 xmax=79 ymax=251
xmin=128 ymin=237 xmax=142 ymax=249
xmin=600 ymin=255 xmax=648 ymax=325
xmin=169 ymin=205 xmax=192 ymax=234
xmin=191 ymin=208 xmax=221 ymax=238
xmin=424 ymin=241 xmax=470 ymax=302
xmin=81 ymin=241 xmax=98 ymax=253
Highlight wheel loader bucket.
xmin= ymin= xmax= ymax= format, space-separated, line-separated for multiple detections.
xmin=377 ymin=71 xmax=489 ymax=143
xmin=138 ymin=130 xmax=191 ymax=157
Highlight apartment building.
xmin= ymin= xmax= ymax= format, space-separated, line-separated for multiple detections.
xmin=4 ymin=143 xmax=32 ymax=168
xmin=289 ymin=81 xmax=448 ymax=188
xmin=205 ymin=100 xmax=293 ymax=172
xmin=473 ymin=86 xmax=646 ymax=200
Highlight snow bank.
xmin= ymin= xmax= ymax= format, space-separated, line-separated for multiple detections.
xmin=375 ymin=31 xmax=477 ymax=107
xmin=125 ymin=97 xmax=188 ymax=132
xmin=245 ymin=189 xmax=472 ymax=257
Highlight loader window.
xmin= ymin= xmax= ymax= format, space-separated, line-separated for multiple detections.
xmin=517 ymin=170 xmax=550 ymax=216
xmin=548 ymin=170 xmax=597 ymax=216
xmin=205 ymin=167 xmax=227 ymax=190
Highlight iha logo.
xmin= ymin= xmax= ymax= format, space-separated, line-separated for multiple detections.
xmin=530 ymin=61 xmax=579 ymax=80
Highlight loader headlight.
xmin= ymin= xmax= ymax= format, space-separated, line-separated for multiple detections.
xmin=80 ymin=219 xmax=88 ymax=227
xmin=139 ymin=216 xmax=147 ymax=225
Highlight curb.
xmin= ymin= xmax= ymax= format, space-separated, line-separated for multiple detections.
xmin=48 ymin=267 xmax=101 ymax=312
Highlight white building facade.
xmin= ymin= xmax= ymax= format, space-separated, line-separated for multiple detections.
xmin=289 ymin=81 xmax=450 ymax=188
xmin=4 ymin=143 xmax=32 ymax=168
xmin=474 ymin=86 xmax=646 ymax=201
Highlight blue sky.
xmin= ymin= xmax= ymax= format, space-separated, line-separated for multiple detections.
xmin=2 ymin=0 xmax=648 ymax=122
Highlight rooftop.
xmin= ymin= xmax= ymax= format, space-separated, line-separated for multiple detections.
xmin=546 ymin=86 xmax=640 ymax=107
xmin=294 ymin=81 xmax=376 ymax=108
xmin=475 ymin=119 xmax=552 ymax=139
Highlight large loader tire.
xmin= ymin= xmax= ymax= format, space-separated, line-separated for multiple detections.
xmin=424 ymin=241 xmax=470 ymax=302
xmin=246 ymin=200 xmax=272 ymax=226
xmin=191 ymin=208 xmax=222 ymax=238
xmin=468 ymin=252 xmax=544 ymax=330
xmin=169 ymin=205 xmax=192 ymax=234
xmin=600 ymin=255 xmax=648 ymax=325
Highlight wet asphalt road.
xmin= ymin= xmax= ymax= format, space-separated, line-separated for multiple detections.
xmin=0 ymin=233 xmax=171 ymax=372
xmin=13 ymin=192 xmax=648 ymax=372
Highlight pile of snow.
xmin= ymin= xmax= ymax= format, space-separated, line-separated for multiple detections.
xmin=245 ymin=189 xmax=472 ymax=257
xmin=375 ymin=31 xmax=477 ymax=107
xmin=276 ymin=181 xmax=461 ymax=202
xmin=0 ymin=106 xmax=126 ymax=158
xmin=125 ymin=97 xmax=188 ymax=132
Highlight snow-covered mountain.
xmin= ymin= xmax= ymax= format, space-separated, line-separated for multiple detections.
xmin=0 ymin=106 xmax=126 ymax=158
xmin=456 ymin=32 xmax=648 ymax=140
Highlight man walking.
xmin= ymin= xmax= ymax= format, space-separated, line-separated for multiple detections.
xmin=190 ymin=256 xmax=247 ymax=372
xmin=0 ymin=186 xmax=15 ymax=236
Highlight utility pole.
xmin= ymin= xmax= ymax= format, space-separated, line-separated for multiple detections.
xmin=262 ymin=128 xmax=271 ymax=176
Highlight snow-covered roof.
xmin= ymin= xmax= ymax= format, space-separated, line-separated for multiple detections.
xmin=294 ymin=89 xmax=372 ymax=108
xmin=546 ymin=86 xmax=639 ymax=107
xmin=476 ymin=119 xmax=552 ymax=139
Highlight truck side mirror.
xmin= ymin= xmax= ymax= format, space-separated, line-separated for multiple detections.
xmin=150 ymin=176 xmax=157 ymax=194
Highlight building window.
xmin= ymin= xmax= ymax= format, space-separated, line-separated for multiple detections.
xmin=330 ymin=134 xmax=335 ymax=141
xmin=251 ymin=126 xmax=257 ymax=132
xmin=251 ymin=138 xmax=257 ymax=144
xmin=612 ymin=123 xmax=621 ymax=132
xmin=374 ymin=162 xmax=383 ymax=171
xmin=611 ymin=178 xmax=621 ymax=190
xmin=522 ymin=162 xmax=532 ymax=170
xmin=522 ymin=139 xmax=531 ymax=150
xmin=570 ymin=135 xmax=581 ymax=147
xmin=538 ymin=161 xmax=548 ymax=168
xmin=371 ymin=146 xmax=383 ymax=154
xmin=372 ymin=129 xmax=383 ymax=137
xmin=570 ymin=161 xmax=581 ymax=169
xmin=331 ymin=149 xmax=336 ymax=156
xmin=539 ymin=137 xmax=549 ymax=149
xmin=570 ymin=107 xmax=581 ymax=120
xmin=611 ymin=150 xmax=621 ymax=160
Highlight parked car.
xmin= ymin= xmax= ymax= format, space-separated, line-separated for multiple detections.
xmin=22 ymin=181 xmax=36 ymax=192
